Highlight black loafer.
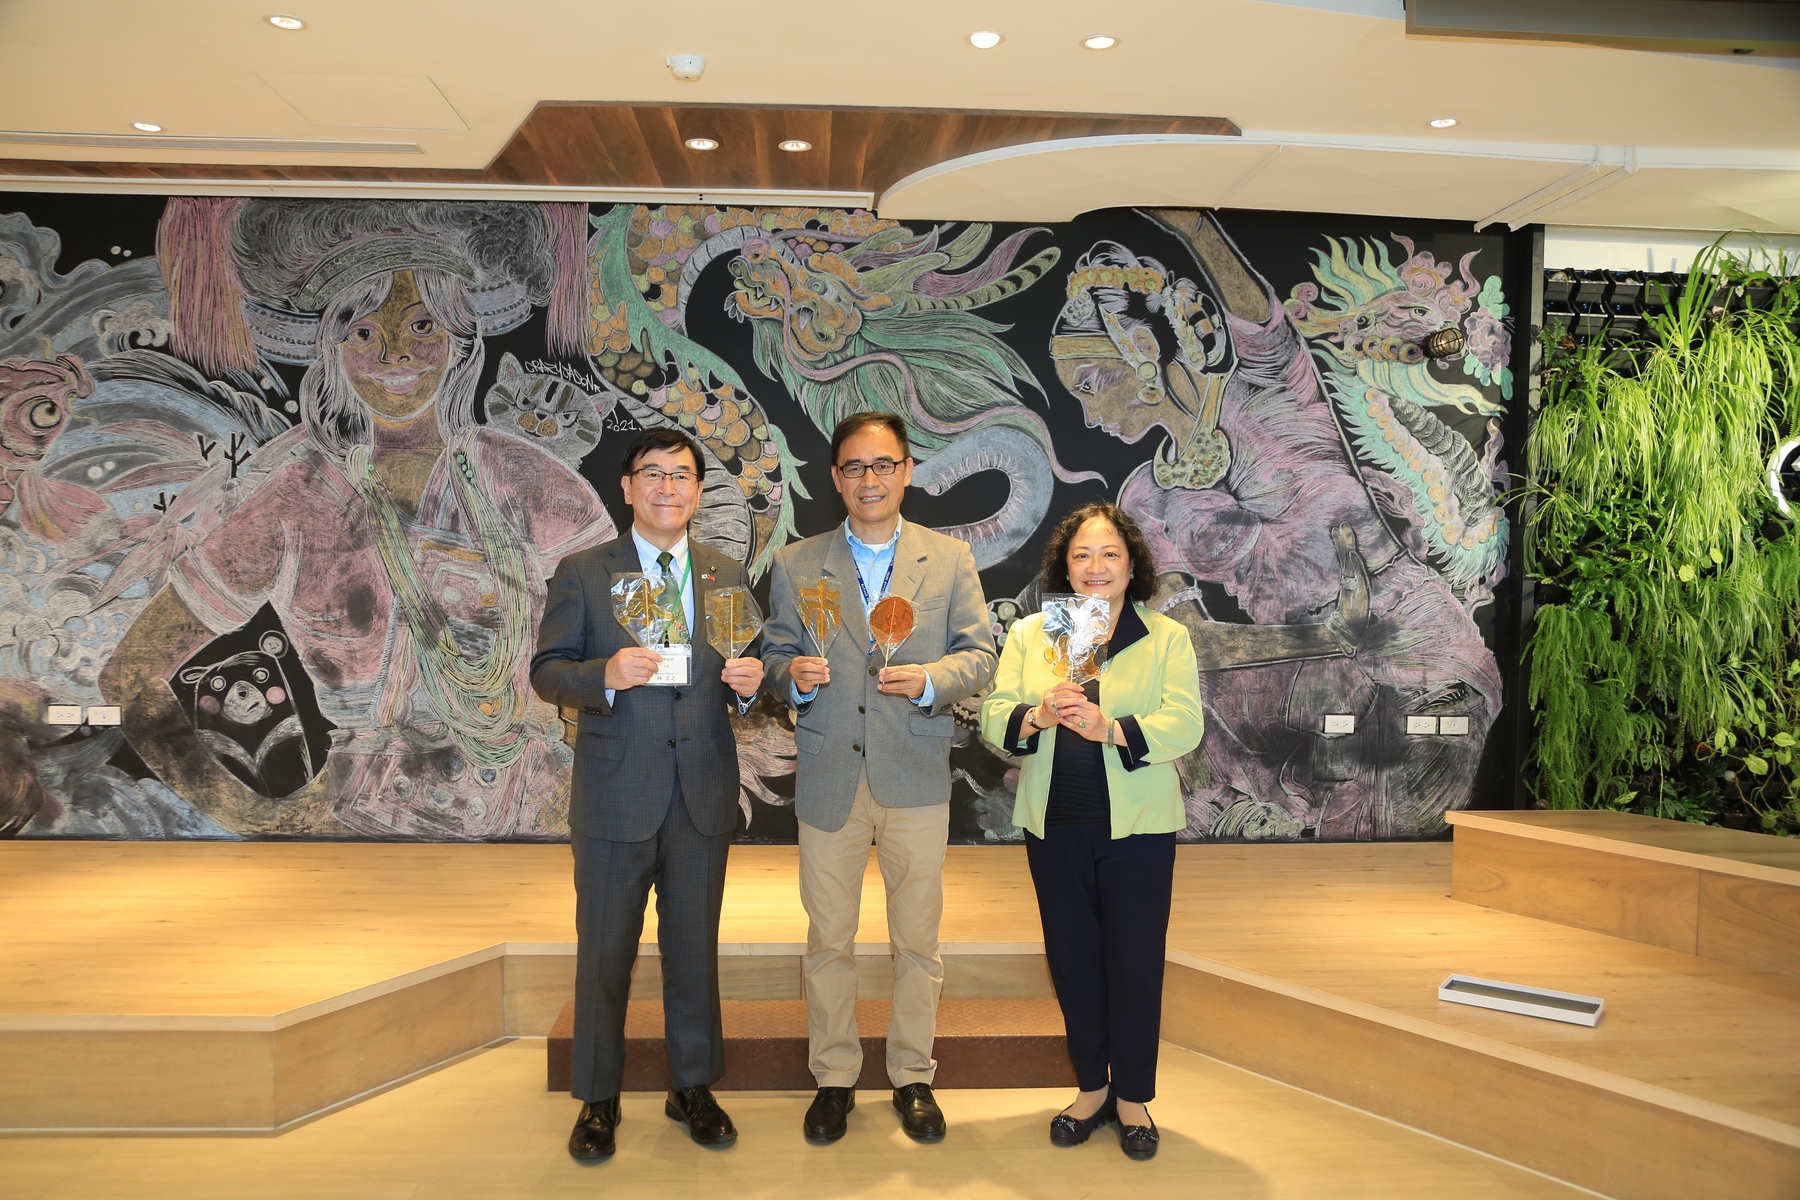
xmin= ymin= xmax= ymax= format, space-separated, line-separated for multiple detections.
xmin=804 ymin=1086 xmax=856 ymax=1143
xmin=892 ymin=1082 xmax=946 ymax=1142
xmin=665 ymin=1085 xmax=738 ymax=1147
xmin=568 ymin=1096 xmax=621 ymax=1161
xmin=1119 ymin=1111 xmax=1159 ymax=1160
xmin=1049 ymin=1094 xmax=1117 ymax=1147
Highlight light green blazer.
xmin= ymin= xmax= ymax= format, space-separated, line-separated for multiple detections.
xmin=979 ymin=604 xmax=1204 ymax=840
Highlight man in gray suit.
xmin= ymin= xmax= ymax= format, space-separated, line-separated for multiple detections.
xmin=531 ymin=427 xmax=765 ymax=1162
xmin=762 ymin=411 xmax=997 ymax=1145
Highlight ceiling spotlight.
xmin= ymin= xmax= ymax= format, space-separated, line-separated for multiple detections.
xmin=132 ymin=122 xmax=163 ymax=133
xmin=1083 ymin=34 xmax=1117 ymax=50
xmin=1429 ymin=117 xmax=1458 ymax=129
xmin=685 ymin=136 xmax=719 ymax=151
xmin=969 ymin=30 xmax=1003 ymax=49
xmin=266 ymin=14 xmax=305 ymax=29
xmin=778 ymin=139 xmax=812 ymax=152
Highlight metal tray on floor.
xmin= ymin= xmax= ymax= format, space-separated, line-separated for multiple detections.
xmin=1437 ymin=973 xmax=1604 ymax=1026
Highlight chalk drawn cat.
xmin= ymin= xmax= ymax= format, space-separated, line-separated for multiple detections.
xmin=482 ymin=352 xmax=610 ymax=466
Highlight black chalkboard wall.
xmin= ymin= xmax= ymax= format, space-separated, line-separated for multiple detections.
xmin=0 ymin=196 xmax=1532 ymax=843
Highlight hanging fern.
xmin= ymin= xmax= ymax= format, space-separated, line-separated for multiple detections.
xmin=1525 ymin=243 xmax=1800 ymax=835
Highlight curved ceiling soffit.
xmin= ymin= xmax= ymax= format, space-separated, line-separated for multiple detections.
xmin=877 ymin=132 xmax=1800 ymax=230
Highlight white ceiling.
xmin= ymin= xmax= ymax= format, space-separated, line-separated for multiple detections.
xmin=0 ymin=0 xmax=1794 ymax=231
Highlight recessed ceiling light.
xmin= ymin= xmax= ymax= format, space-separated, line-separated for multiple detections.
xmin=132 ymin=122 xmax=163 ymax=133
xmin=1429 ymin=117 xmax=1458 ymax=129
xmin=778 ymin=139 xmax=812 ymax=152
xmin=1082 ymin=34 xmax=1117 ymax=50
xmin=969 ymin=30 xmax=1003 ymax=49
xmin=266 ymin=14 xmax=305 ymax=30
xmin=685 ymin=136 xmax=719 ymax=151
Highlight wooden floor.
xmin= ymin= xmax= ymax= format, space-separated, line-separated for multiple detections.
xmin=0 ymin=1038 xmax=1590 ymax=1200
xmin=3 ymin=839 xmax=1796 ymax=1129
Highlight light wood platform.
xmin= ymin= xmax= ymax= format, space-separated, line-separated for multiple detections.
xmin=0 ymin=1039 xmax=1597 ymax=1200
xmin=1447 ymin=810 xmax=1800 ymax=978
xmin=2 ymin=840 xmax=1797 ymax=1200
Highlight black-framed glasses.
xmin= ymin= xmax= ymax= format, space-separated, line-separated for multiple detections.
xmin=632 ymin=467 xmax=701 ymax=486
xmin=835 ymin=457 xmax=905 ymax=478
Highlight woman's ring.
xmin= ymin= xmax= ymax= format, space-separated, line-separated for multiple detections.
xmin=1077 ymin=717 xmax=1086 ymax=727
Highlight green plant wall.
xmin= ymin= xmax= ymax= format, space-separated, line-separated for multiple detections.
xmin=1525 ymin=247 xmax=1800 ymax=836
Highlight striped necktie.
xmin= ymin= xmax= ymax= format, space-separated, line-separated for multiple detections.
xmin=656 ymin=550 xmax=689 ymax=645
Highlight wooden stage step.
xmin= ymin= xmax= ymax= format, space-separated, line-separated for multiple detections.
xmin=545 ymin=998 xmax=1075 ymax=1092
xmin=1447 ymin=810 xmax=1800 ymax=978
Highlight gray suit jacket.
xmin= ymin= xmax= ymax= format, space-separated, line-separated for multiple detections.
xmin=530 ymin=535 xmax=750 ymax=842
xmin=762 ymin=522 xmax=996 ymax=832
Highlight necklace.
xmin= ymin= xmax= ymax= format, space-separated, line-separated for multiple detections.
xmin=348 ymin=435 xmax=532 ymax=770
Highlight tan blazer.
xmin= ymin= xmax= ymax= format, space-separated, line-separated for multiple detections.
xmin=762 ymin=522 xmax=996 ymax=832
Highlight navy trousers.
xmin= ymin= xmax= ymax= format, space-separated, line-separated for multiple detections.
xmin=1025 ymin=825 xmax=1176 ymax=1104
xmin=571 ymin=784 xmax=729 ymax=1101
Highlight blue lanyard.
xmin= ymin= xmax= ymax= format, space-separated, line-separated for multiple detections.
xmin=855 ymin=554 xmax=895 ymax=656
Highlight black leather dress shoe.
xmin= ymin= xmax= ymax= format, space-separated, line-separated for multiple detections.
xmin=568 ymin=1096 xmax=621 ymax=1161
xmin=665 ymin=1085 xmax=738 ymax=1147
xmin=804 ymin=1086 xmax=856 ymax=1143
xmin=1118 ymin=1111 xmax=1159 ymax=1160
xmin=1049 ymin=1094 xmax=1117 ymax=1147
xmin=892 ymin=1082 xmax=946 ymax=1142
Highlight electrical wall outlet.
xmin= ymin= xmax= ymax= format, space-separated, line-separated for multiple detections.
xmin=1439 ymin=715 xmax=1470 ymax=736
xmin=1323 ymin=714 xmax=1355 ymax=734
xmin=86 ymin=705 xmax=122 ymax=727
xmin=1405 ymin=715 xmax=1440 ymax=735
xmin=46 ymin=704 xmax=84 ymax=726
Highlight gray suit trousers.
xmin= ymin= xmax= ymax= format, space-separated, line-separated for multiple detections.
xmin=571 ymin=782 xmax=729 ymax=1100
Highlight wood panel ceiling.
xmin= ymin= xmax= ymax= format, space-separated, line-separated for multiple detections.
xmin=0 ymin=103 xmax=1239 ymax=194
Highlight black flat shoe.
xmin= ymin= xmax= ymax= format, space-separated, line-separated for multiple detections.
xmin=665 ymin=1085 xmax=738 ymax=1147
xmin=1048 ymin=1094 xmax=1117 ymax=1147
xmin=1119 ymin=1111 xmax=1159 ymax=1161
xmin=891 ymin=1082 xmax=946 ymax=1142
xmin=804 ymin=1086 xmax=855 ymax=1143
xmin=568 ymin=1096 xmax=620 ymax=1161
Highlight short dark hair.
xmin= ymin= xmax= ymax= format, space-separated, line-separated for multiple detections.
xmin=621 ymin=426 xmax=704 ymax=475
xmin=1038 ymin=502 xmax=1159 ymax=604
xmin=829 ymin=411 xmax=910 ymax=466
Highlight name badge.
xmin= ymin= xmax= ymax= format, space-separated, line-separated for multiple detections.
xmin=648 ymin=644 xmax=692 ymax=686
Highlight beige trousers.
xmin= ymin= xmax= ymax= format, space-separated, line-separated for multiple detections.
xmin=797 ymin=769 xmax=950 ymax=1088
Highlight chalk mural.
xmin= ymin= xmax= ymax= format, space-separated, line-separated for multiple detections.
xmin=0 ymin=197 xmax=1520 ymax=842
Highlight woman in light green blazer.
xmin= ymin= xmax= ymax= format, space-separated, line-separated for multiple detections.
xmin=980 ymin=502 xmax=1203 ymax=1161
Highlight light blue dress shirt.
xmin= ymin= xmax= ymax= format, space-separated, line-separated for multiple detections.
xmin=633 ymin=526 xmax=694 ymax=634
xmin=792 ymin=517 xmax=936 ymax=710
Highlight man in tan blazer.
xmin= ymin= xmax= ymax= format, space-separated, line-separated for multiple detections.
xmin=762 ymin=411 xmax=997 ymax=1145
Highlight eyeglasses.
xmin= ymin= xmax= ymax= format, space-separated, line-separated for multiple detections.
xmin=835 ymin=457 xmax=905 ymax=479
xmin=632 ymin=467 xmax=701 ymax=487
